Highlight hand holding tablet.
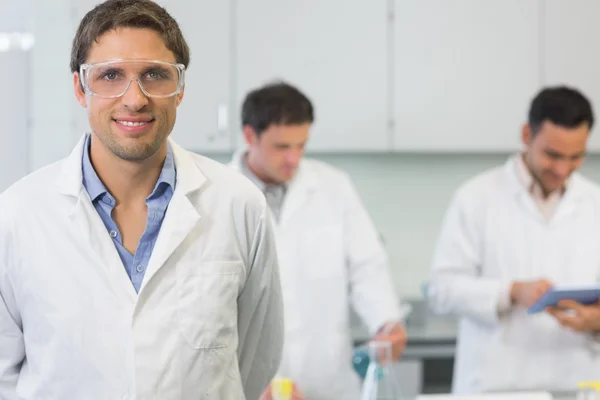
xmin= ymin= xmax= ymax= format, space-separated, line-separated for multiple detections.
xmin=527 ymin=284 xmax=600 ymax=314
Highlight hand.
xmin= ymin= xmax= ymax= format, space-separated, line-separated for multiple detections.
xmin=546 ymin=299 xmax=600 ymax=333
xmin=510 ymin=279 xmax=553 ymax=308
xmin=259 ymin=382 xmax=304 ymax=400
xmin=372 ymin=322 xmax=407 ymax=362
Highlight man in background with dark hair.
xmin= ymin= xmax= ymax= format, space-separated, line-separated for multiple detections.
xmin=427 ymin=86 xmax=600 ymax=394
xmin=229 ymin=81 xmax=408 ymax=400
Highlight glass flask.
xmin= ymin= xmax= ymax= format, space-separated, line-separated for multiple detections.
xmin=360 ymin=340 xmax=402 ymax=400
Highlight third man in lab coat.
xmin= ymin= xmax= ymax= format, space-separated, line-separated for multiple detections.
xmin=427 ymin=86 xmax=600 ymax=394
xmin=229 ymin=81 xmax=408 ymax=400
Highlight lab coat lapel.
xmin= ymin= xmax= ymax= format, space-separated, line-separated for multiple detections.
xmin=229 ymin=150 xmax=318 ymax=225
xmin=551 ymin=176 xmax=584 ymax=224
xmin=139 ymin=141 xmax=206 ymax=292
xmin=229 ymin=147 xmax=246 ymax=172
xmin=278 ymin=162 xmax=318 ymax=226
xmin=58 ymin=135 xmax=138 ymax=304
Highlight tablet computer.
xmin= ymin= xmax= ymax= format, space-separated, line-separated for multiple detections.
xmin=527 ymin=284 xmax=600 ymax=314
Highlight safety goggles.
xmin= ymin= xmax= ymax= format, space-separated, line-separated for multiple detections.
xmin=79 ymin=59 xmax=186 ymax=99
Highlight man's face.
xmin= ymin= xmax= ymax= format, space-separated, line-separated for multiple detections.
xmin=522 ymin=120 xmax=589 ymax=194
xmin=73 ymin=27 xmax=184 ymax=162
xmin=244 ymin=123 xmax=310 ymax=184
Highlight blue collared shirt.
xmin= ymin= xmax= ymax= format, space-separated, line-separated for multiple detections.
xmin=81 ymin=134 xmax=176 ymax=292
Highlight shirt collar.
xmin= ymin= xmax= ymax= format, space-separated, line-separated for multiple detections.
xmin=81 ymin=133 xmax=176 ymax=203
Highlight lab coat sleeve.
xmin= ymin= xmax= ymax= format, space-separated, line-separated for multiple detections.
xmin=237 ymin=206 xmax=284 ymax=400
xmin=0 ymin=259 xmax=24 ymax=400
xmin=427 ymin=189 xmax=512 ymax=328
xmin=341 ymin=176 xmax=407 ymax=336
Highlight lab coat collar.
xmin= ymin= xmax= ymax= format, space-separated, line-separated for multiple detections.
xmin=229 ymin=147 xmax=319 ymax=225
xmin=59 ymin=133 xmax=207 ymax=201
xmin=57 ymin=133 xmax=207 ymax=302
xmin=229 ymin=146 xmax=246 ymax=173
xmin=273 ymin=160 xmax=317 ymax=225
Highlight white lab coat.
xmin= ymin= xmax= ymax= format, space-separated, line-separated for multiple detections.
xmin=0 ymin=135 xmax=284 ymax=400
xmin=229 ymin=151 xmax=405 ymax=400
xmin=427 ymin=156 xmax=600 ymax=394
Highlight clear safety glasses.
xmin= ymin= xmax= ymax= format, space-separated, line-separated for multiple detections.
xmin=79 ymin=59 xmax=186 ymax=99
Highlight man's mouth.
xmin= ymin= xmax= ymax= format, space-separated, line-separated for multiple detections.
xmin=114 ymin=119 xmax=154 ymax=127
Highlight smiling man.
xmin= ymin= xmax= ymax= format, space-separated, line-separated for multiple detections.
xmin=0 ymin=1 xmax=283 ymax=399
xmin=427 ymin=86 xmax=600 ymax=394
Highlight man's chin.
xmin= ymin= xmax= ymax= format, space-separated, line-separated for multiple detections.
xmin=542 ymin=181 xmax=565 ymax=193
xmin=278 ymin=172 xmax=295 ymax=183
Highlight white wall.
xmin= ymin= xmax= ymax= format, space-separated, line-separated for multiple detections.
xmin=0 ymin=0 xmax=32 ymax=192
xmin=0 ymin=50 xmax=30 ymax=193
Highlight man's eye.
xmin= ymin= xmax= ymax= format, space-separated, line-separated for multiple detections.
xmin=102 ymin=72 xmax=119 ymax=80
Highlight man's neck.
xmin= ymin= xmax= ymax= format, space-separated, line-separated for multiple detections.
xmin=246 ymin=152 xmax=277 ymax=186
xmin=90 ymin=137 xmax=167 ymax=206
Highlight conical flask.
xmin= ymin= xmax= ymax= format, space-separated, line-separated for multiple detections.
xmin=360 ymin=340 xmax=402 ymax=400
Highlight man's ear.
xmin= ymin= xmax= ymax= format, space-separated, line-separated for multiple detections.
xmin=521 ymin=123 xmax=532 ymax=147
xmin=175 ymin=86 xmax=185 ymax=106
xmin=73 ymin=72 xmax=87 ymax=108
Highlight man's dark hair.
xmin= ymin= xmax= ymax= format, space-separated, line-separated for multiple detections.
xmin=241 ymin=81 xmax=314 ymax=136
xmin=70 ymin=0 xmax=190 ymax=73
xmin=528 ymin=86 xmax=594 ymax=136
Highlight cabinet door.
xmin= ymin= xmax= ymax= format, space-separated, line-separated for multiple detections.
xmin=393 ymin=0 xmax=540 ymax=152
xmin=159 ymin=1 xmax=233 ymax=152
xmin=235 ymin=0 xmax=390 ymax=152
xmin=543 ymin=0 xmax=600 ymax=152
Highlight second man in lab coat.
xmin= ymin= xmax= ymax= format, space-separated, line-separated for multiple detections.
xmin=229 ymin=81 xmax=408 ymax=400
xmin=427 ymin=86 xmax=600 ymax=394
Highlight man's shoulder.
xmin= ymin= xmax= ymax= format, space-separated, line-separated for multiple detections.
xmin=0 ymin=159 xmax=66 ymax=237
xmin=454 ymin=164 xmax=507 ymax=199
xmin=572 ymin=172 xmax=600 ymax=198
xmin=0 ymin=159 xmax=64 ymax=208
xmin=446 ymin=164 xmax=510 ymax=214
xmin=300 ymin=158 xmax=352 ymax=186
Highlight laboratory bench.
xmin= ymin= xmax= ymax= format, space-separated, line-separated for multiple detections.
xmin=351 ymin=313 xmax=457 ymax=358
xmin=350 ymin=303 xmax=587 ymax=399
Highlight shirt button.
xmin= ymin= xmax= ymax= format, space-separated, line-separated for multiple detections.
xmin=109 ymin=230 xmax=117 ymax=238
xmin=136 ymin=264 xmax=144 ymax=273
